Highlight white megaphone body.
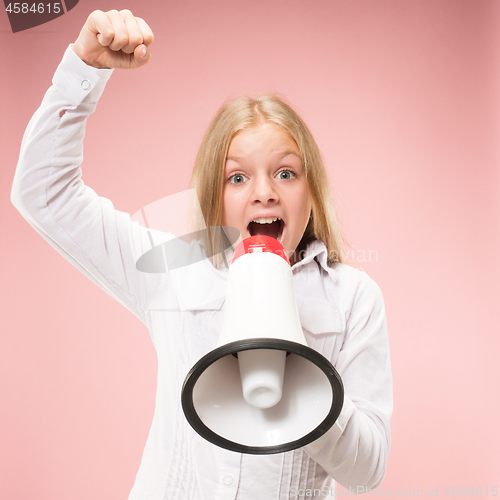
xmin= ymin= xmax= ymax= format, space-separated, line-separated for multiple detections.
xmin=181 ymin=235 xmax=344 ymax=454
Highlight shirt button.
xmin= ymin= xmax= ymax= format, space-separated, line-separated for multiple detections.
xmin=81 ymin=80 xmax=91 ymax=91
xmin=223 ymin=475 xmax=233 ymax=485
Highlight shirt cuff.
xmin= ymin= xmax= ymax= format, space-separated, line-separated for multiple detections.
xmin=52 ymin=44 xmax=114 ymax=106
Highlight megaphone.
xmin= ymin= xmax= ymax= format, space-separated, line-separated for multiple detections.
xmin=181 ymin=235 xmax=344 ymax=455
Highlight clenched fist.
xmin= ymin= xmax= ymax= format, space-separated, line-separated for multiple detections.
xmin=72 ymin=10 xmax=154 ymax=69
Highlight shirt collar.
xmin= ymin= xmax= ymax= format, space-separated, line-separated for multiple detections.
xmin=291 ymin=240 xmax=339 ymax=282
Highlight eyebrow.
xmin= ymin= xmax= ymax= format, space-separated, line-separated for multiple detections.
xmin=226 ymin=150 xmax=302 ymax=162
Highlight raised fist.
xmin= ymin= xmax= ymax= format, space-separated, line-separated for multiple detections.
xmin=72 ymin=10 xmax=154 ymax=69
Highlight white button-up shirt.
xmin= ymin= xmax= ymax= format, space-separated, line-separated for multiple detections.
xmin=12 ymin=46 xmax=393 ymax=500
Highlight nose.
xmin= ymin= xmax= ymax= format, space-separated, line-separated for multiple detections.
xmin=251 ymin=176 xmax=279 ymax=205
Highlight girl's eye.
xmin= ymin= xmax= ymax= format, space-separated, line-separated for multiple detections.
xmin=228 ymin=173 xmax=247 ymax=184
xmin=277 ymin=170 xmax=295 ymax=180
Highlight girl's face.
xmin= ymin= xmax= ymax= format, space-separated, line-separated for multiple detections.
xmin=221 ymin=122 xmax=312 ymax=264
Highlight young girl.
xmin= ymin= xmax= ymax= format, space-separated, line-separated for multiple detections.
xmin=12 ymin=9 xmax=392 ymax=500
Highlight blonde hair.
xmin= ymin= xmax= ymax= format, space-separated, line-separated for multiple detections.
xmin=190 ymin=95 xmax=347 ymax=266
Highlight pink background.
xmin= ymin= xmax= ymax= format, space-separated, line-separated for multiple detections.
xmin=1 ymin=0 xmax=499 ymax=498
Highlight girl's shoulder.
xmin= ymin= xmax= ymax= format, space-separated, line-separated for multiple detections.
xmin=327 ymin=262 xmax=385 ymax=312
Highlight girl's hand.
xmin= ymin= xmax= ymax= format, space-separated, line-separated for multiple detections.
xmin=72 ymin=10 xmax=154 ymax=69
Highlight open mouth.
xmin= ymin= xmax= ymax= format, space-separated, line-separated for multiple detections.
xmin=247 ymin=217 xmax=284 ymax=241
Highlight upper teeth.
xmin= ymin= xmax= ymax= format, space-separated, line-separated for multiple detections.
xmin=252 ymin=217 xmax=281 ymax=224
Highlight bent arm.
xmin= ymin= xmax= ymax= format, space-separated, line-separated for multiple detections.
xmin=305 ymin=274 xmax=393 ymax=491
xmin=11 ymin=46 xmax=159 ymax=321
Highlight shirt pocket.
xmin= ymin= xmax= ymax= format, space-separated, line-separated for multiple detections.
xmin=296 ymin=298 xmax=343 ymax=335
xmin=296 ymin=298 xmax=344 ymax=365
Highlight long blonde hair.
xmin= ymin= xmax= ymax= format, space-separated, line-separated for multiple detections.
xmin=190 ymin=95 xmax=347 ymax=266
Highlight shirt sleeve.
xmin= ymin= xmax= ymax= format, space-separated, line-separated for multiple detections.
xmin=304 ymin=271 xmax=393 ymax=492
xmin=11 ymin=45 xmax=162 ymax=323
